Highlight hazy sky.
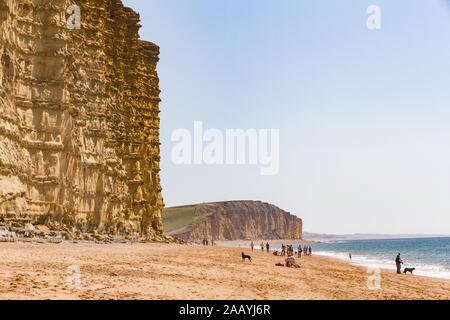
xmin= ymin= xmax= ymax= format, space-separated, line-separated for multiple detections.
xmin=122 ymin=0 xmax=450 ymax=234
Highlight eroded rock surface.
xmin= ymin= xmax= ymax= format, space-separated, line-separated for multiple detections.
xmin=0 ymin=0 xmax=165 ymax=241
xmin=166 ymin=201 xmax=303 ymax=242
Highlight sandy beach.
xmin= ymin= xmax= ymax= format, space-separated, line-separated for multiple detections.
xmin=0 ymin=242 xmax=448 ymax=300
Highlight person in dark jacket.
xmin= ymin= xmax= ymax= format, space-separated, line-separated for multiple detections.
xmin=395 ymin=253 xmax=403 ymax=274
xmin=297 ymin=245 xmax=302 ymax=258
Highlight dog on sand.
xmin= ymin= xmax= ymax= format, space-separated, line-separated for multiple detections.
xmin=403 ymin=267 xmax=415 ymax=274
xmin=241 ymin=252 xmax=252 ymax=262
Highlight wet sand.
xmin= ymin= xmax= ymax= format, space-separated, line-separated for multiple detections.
xmin=0 ymin=242 xmax=448 ymax=300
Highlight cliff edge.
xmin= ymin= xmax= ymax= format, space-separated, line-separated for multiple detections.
xmin=0 ymin=0 xmax=165 ymax=241
xmin=164 ymin=201 xmax=303 ymax=242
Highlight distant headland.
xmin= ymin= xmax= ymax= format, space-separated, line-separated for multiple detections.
xmin=163 ymin=201 xmax=302 ymax=242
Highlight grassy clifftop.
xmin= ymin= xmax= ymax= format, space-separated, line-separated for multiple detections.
xmin=163 ymin=204 xmax=206 ymax=234
xmin=162 ymin=201 xmax=302 ymax=241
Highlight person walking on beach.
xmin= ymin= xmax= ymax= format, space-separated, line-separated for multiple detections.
xmin=266 ymin=242 xmax=270 ymax=252
xmin=250 ymin=241 xmax=254 ymax=251
xmin=260 ymin=242 xmax=264 ymax=252
xmin=281 ymin=244 xmax=286 ymax=256
xmin=309 ymin=247 xmax=312 ymax=256
xmin=349 ymin=253 xmax=352 ymax=260
xmin=395 ymin=253 xmax=403 ymax=274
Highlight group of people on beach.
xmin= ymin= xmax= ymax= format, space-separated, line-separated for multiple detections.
xmin=281 ymin=244 xmax=294 ymax=256
xmin=202 ymin=238 xmax=214 ymax=246
xmin=259 ymin=241 xmax=270 ymax=252
xmin=247 ymin=241 xmax=314 ymax=268
xmin=279 ymin=244 xmax=307 ymax=268
xmin=245 ymin=240 xmax=415 ymax=276
xmin=298 ymin=245 xmax=312 ymax=258
xmin=249 ymin=241 xmax=271 ymax=252
xmin=280 ymin=244 xmax=312 ymax=258
xmin=249 ymin=241 xmax=312 ymax=258
xmin=281 ymin=244 xmax=311 ymax=258
xmin=245 ymin=241 xmax=412 ymax=275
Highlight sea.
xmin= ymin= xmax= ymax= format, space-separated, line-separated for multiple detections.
xmin=268 ymin=237 xmax=450 ymax=280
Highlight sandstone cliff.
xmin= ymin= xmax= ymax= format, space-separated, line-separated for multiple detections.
xmin=164 ymin=201 xmax=303 ymax=242
xmin=0 ymin=0 xmax=165 ymax=240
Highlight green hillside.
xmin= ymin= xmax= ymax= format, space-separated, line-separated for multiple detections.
xmin=163 ymin=204 xmax=202 ymax=233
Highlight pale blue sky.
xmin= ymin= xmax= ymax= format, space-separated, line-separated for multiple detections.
xmin=123 ymin=0 xmax=450 ymax=234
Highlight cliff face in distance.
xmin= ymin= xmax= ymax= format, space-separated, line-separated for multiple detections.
xmin=164 ymin=201 xmax=303 ymax=242
xmin=0 ymin=0 xmax=166 ymax=241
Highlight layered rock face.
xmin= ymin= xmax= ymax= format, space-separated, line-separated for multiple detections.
xmin=167 ymin=201 xmax=303 ymax=241
xmin=0 ymin=0 xmax=165 ymax=240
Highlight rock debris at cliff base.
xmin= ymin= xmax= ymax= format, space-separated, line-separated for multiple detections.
xmin=0 ymin=0 xmax=169 ymax=241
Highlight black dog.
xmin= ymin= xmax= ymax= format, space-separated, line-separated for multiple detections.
xmin=241 ymin=252 xmax=252 ymax=262
xmin=403 ymin=268 xmax=415 ymax=274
